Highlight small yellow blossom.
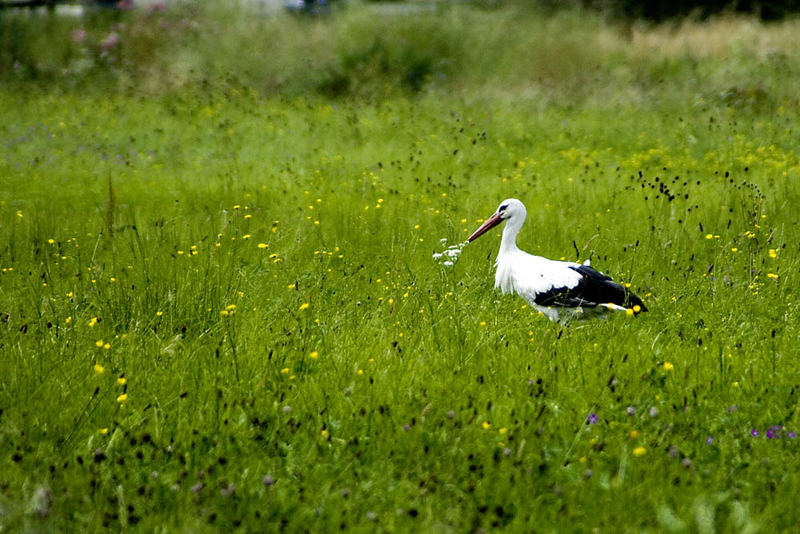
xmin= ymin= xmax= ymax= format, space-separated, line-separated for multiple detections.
xmin=629 ymin=430 xmax=640 ymax=440
xmin=357 ymin=369 xmax=364 ymax=376
xmin=499 ymin=427 xmax=508 ymax=435
xmin=633 ymin=446 xmax=647 ymax=457
xmin=280 ymin=368 xmax=289 ymax=374
xmin=479 ymin=321 xmax=487 ymax=327
xmin=732 ymin=381 xmax=740 ymax=388
xmin=288 ymin=283 xmax=296 ymax=290
xmin=88 ymin=317 xmax=98 ymax=327
xmin=626 ymin=308 xmax=635 ymax=317
xmin=117 ymin=377 xmax=127 ymax=386
xmin=226 ymin=304 xmax=237 ymax=311
xmin=257 ymin=243 xmax=268 ymax=249
xmin=767 ymin=273 xmax=778 ymax=280
xmin=220 ymin=310 xmax=229 ymax=317
xmin=299 ymin=302 xmax=310 ymax=311
xmin=103 ymin=343 xmax=111 ymax=350
xmin=663 ymin=362 xmax=674 ymax=371
xmin=321 ymin=429 xmax=328 ymax=437
xmin=156 ymin=311 xmax=163 ymax=317
xmin=731 ymin=247 xmax=738 ymax=252
xmin=116 ymin=393 xmax=128 ymax=403
xmin=482 ymin=421 xmax=491 ymax=430
xmin=633 ymin=305 xmax=642 ymax=313
xmin=242 ymin=234 xmax=251 ymax=240
xmin=309 ymin=351 xmax=319 ymax=359
xmin=47 ymin=238 xmax=55 ymax=244
xmin=769 ymin=249 xmax=777 ymax=258
xmin=93 ymin=363 xmax=105 ymax=374
xmin=100 ymin=428 xmax=109 ymax=435
xmin=95 ymin=340 xmax=104 ymax=348
xmin=65 ymin=316 xmax=72 ymax=324
xmin=705 ymin=234 xmax=713 ymax=240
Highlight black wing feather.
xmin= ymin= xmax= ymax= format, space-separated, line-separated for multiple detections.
xmin=533 ymin=264 xmax=647 ymax=312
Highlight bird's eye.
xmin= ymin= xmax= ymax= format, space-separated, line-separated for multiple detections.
xmin=498 ymin=204 xmax=508 ymax=212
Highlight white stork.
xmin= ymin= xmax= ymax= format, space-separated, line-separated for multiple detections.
xmin=468 ymin=198 xmax=647 ymax=322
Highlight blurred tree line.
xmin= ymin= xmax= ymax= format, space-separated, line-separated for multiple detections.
xmin=479 ymin=0 xmax=800 ymax=20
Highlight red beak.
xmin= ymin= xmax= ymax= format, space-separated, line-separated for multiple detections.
xmin=467 ymin=212 xmax=503 ymax=242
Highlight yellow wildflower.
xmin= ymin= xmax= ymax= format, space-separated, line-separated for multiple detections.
xmin=299 ymin=303 xmax=310 ymax=311
xmin=117 ymin=377 xmax=127 ymax=386
xmin=116 ymin=393 xmax=128 ymax=403
xmin=309 ymin=351 xmax=319 ymax=359
xmin=93 ymin=363 xmax=105 ymax=374
xmin=482 ymin=421 xmax=491 ymax=430
xmin=663 ymin=362 xmax=674 ymax=371
xmin=633 ymin=446 xmax=647 ymax=457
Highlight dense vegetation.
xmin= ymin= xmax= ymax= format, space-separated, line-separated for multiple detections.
xmin=2 ymin=2 xmax=800 ymax=531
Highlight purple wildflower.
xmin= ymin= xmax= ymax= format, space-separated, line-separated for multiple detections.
xmin=750 ymin=429 xmax=760 ymax=437
xmin=705 ymin=436 xmax=714 ymax=445
xmin=766 ymin=426 xmax=782 ymax=439
xmin=586 ymin=413 xmax=598 ymax=425
xmin=787 ymin=431 xmax=797 ymax=439
xmin=100 ymin=32 xmax=120 ymax=53
xmin=71 ymin=29 xmax=87 ymax=43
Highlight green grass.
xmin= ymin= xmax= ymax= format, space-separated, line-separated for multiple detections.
xmin=2 ymin=4 xmax=800 ymax=532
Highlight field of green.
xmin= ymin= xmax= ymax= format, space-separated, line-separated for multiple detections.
xmin=2 ymin=2 xmax=800 ymax=531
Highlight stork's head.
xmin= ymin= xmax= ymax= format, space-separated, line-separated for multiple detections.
xmin=467 ymin=198 xmax=527 ymax=242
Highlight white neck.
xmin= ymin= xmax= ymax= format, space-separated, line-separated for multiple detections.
xmin=499 ymin=214 xmax=524 ymax=256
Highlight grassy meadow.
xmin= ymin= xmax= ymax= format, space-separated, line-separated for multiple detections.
xmin=2 ymin=3 xmax=800 ymax=531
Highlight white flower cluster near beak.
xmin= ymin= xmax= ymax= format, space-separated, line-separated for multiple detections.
xmin=432 ymin=238 xmax=469 ymax=267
